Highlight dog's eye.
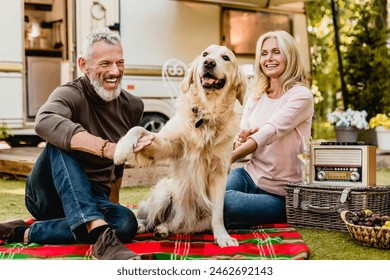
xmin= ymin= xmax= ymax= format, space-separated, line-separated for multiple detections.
xmin=202 ymin=52 xmax=208 ymax=57
xmin=222 ymin=55 xmax=230 ymax=61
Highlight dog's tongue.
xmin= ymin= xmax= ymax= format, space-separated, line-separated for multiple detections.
xmin=201 ymin=76 xmax=217 ymax=86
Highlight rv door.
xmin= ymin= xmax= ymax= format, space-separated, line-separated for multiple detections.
xmin=0 ymin=0 xmax=24 ymax=130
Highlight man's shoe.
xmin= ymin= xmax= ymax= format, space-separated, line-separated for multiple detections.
xmin=0 ymin=220 xmax=27 ymax=244
xmin=92 ymin=228 xmax=141 ymax=260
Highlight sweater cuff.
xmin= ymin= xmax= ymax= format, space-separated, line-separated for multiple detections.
xmin=249 ymin=124 xmax=276 ymax=147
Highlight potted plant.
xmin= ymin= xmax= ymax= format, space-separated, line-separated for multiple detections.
xmin=327 ymin=108 xmax=369 ymax=142
xmin=369 ymin=113 xmax=390 ymax=151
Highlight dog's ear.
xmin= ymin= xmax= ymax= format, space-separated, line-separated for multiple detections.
xmin=180 ymin=62 xmax=197 ymax=94
xmin=234 ymin=68 xmax=247 ymax=105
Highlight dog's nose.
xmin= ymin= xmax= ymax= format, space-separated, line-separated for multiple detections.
xmin=203 ymin=58 xmax=216 ymax=69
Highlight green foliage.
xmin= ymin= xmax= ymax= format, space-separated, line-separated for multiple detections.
xmin=0 ymin=123 xmax=10 ymax=141
xmin=306 ymin=1 xmax=341 ymax=139
xmin=306 ymin=0 xmax=390 ymax=139
xmin=343 ymin=0 xmax=390 ymax=119
xmin=312 ymin=119 xmax=336 ymax=140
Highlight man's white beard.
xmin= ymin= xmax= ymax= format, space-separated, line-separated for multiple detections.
xmin=91 ymin=78 xmax=122 ymax=102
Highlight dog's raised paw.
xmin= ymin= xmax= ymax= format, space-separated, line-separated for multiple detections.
xmin=113 ymin=141 xmax=132 ymax=165
xmin=113 ymin=135 xmax=136 ymax=165
xmin=114 ymin=127 xmax=149 ymax=165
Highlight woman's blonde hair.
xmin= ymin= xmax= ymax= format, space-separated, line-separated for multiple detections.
xmin=253 ymin=30 xmax=309 ymax=99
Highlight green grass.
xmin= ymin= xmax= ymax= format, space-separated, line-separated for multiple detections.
xmin=377 ymin=168 xmax=390 ymax=184
xmin=297 ymin=228 xmax=389 ymax=260
xmin=1 ymin=169 xmax=389 ymax=260
xmin=0 ymin=179 xmax=30 ymax=221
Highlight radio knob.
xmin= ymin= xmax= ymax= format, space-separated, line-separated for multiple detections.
xmin=350 ymin=172 xmax=360 ymax=181
xmin=318 ymin=171 xmax=326 ymax=180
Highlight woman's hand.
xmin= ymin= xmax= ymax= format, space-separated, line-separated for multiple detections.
xmin=231 ymin=138 xmax=258 ymax=163
xmin=234 ymin=128 xmax=259 ymax=150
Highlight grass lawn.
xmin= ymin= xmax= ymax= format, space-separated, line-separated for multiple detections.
xmin=1 ymin=169 xmax=389 ymax=260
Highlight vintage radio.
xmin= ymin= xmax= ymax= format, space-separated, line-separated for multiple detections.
xmin=310 ymin=142 xmax=376 ymax=187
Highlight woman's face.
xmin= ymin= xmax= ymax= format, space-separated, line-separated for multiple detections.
xmin=259 ymin=37 xmax=286 ymax=79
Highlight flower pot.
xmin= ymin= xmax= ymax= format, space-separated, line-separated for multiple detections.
xmin=375 ymin=126 xmax=390 ymax=151
xmin=335 ymin=126 xmax=360 ymax=142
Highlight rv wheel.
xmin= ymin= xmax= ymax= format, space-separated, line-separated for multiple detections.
xmin=140 ymin=114 xmax=167 ymax=133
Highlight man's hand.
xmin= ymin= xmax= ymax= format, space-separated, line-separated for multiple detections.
xmin=108 ymin=132 xmax=155 ymax=160
xmin=133 ymin=134 xmax=155 ymax=152
xmin=114 ymin=127 xmax=155 ymax=165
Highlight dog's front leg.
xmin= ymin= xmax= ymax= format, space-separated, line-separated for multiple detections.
xmin=208 ymin=174 xmax=239 ymax=247
xmin=114 ymin=126 xmax=149 ymax=165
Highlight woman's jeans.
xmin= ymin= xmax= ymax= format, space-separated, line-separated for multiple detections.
xmin=25 ymin=143 xmax=138 ymax=244
xmin=224 ymin=167 xmax=286 ymax=229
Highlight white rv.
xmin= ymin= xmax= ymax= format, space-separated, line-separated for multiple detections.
xmin=0 ymin=0 xmax=311 ymax=146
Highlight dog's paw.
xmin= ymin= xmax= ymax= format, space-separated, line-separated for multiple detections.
xmin=113 ymin=138 xmax=134 ymax=165
xmin=154 ymin=224 xmax=169 ymax=238
xmin=114 ymin=127 xmax=150 ymax=165
xmin=215 ymin=235 xmax=239 ymax=248
xmin=137 ymin=224 xmax=146 ymax=234
xmin=137 ymin=219 xmax=147 ymax=234
xmin=113 ymin=128 xmax=144 ymax=165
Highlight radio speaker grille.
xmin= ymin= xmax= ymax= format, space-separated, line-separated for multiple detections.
xmin=314 ymin=149 xmax=362 ymax=166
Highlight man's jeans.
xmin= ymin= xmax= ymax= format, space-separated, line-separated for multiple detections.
xmin=25 ymin=143 xmax=138 ymax=244
xmin=224 ymin=167 xmax=286 ymax=229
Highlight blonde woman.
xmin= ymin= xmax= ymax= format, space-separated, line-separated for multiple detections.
xmin=224 ymin=30 xmax=314 ymax=228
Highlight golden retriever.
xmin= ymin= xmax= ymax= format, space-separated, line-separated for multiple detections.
xmin=114 ymin=44 xmax=246 ymax=247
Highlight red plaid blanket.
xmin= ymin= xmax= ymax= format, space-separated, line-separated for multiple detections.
xmin=0 ymin=223 xmax=309 ymax=260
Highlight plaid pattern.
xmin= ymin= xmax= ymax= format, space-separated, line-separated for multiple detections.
xmin=0 ymin=223 xmax=309 ymax=260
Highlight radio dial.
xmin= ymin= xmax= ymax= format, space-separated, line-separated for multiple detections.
xmin=350 ymin=172 xmax=360 ymax=181
xmin=317 ymin=171 xmax=326 ymax=180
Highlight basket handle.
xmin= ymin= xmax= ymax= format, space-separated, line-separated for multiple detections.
xmin=301 ymin=201 xmax=333 ymax=213
xmin=301 ymin=201 xmax=348 ymax=213
xmin=340 ymin=210 xmax=354 ymax=224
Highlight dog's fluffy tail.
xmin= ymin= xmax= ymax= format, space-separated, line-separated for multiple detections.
xmin=137 ymin=178 xmax=173 ymax=231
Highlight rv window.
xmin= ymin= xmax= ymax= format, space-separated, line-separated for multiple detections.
xmin=222 ymin=9 xmax=292 ymax=55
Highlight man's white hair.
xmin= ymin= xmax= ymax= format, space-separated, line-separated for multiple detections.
xmin=81 ymin=29 xmax=121 ymax=61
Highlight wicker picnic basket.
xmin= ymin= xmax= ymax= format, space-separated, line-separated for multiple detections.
xmin=285 ymin=183 xmax=390 ymax=232
xmin=340 ymin=210 xmax=390 ymax=249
